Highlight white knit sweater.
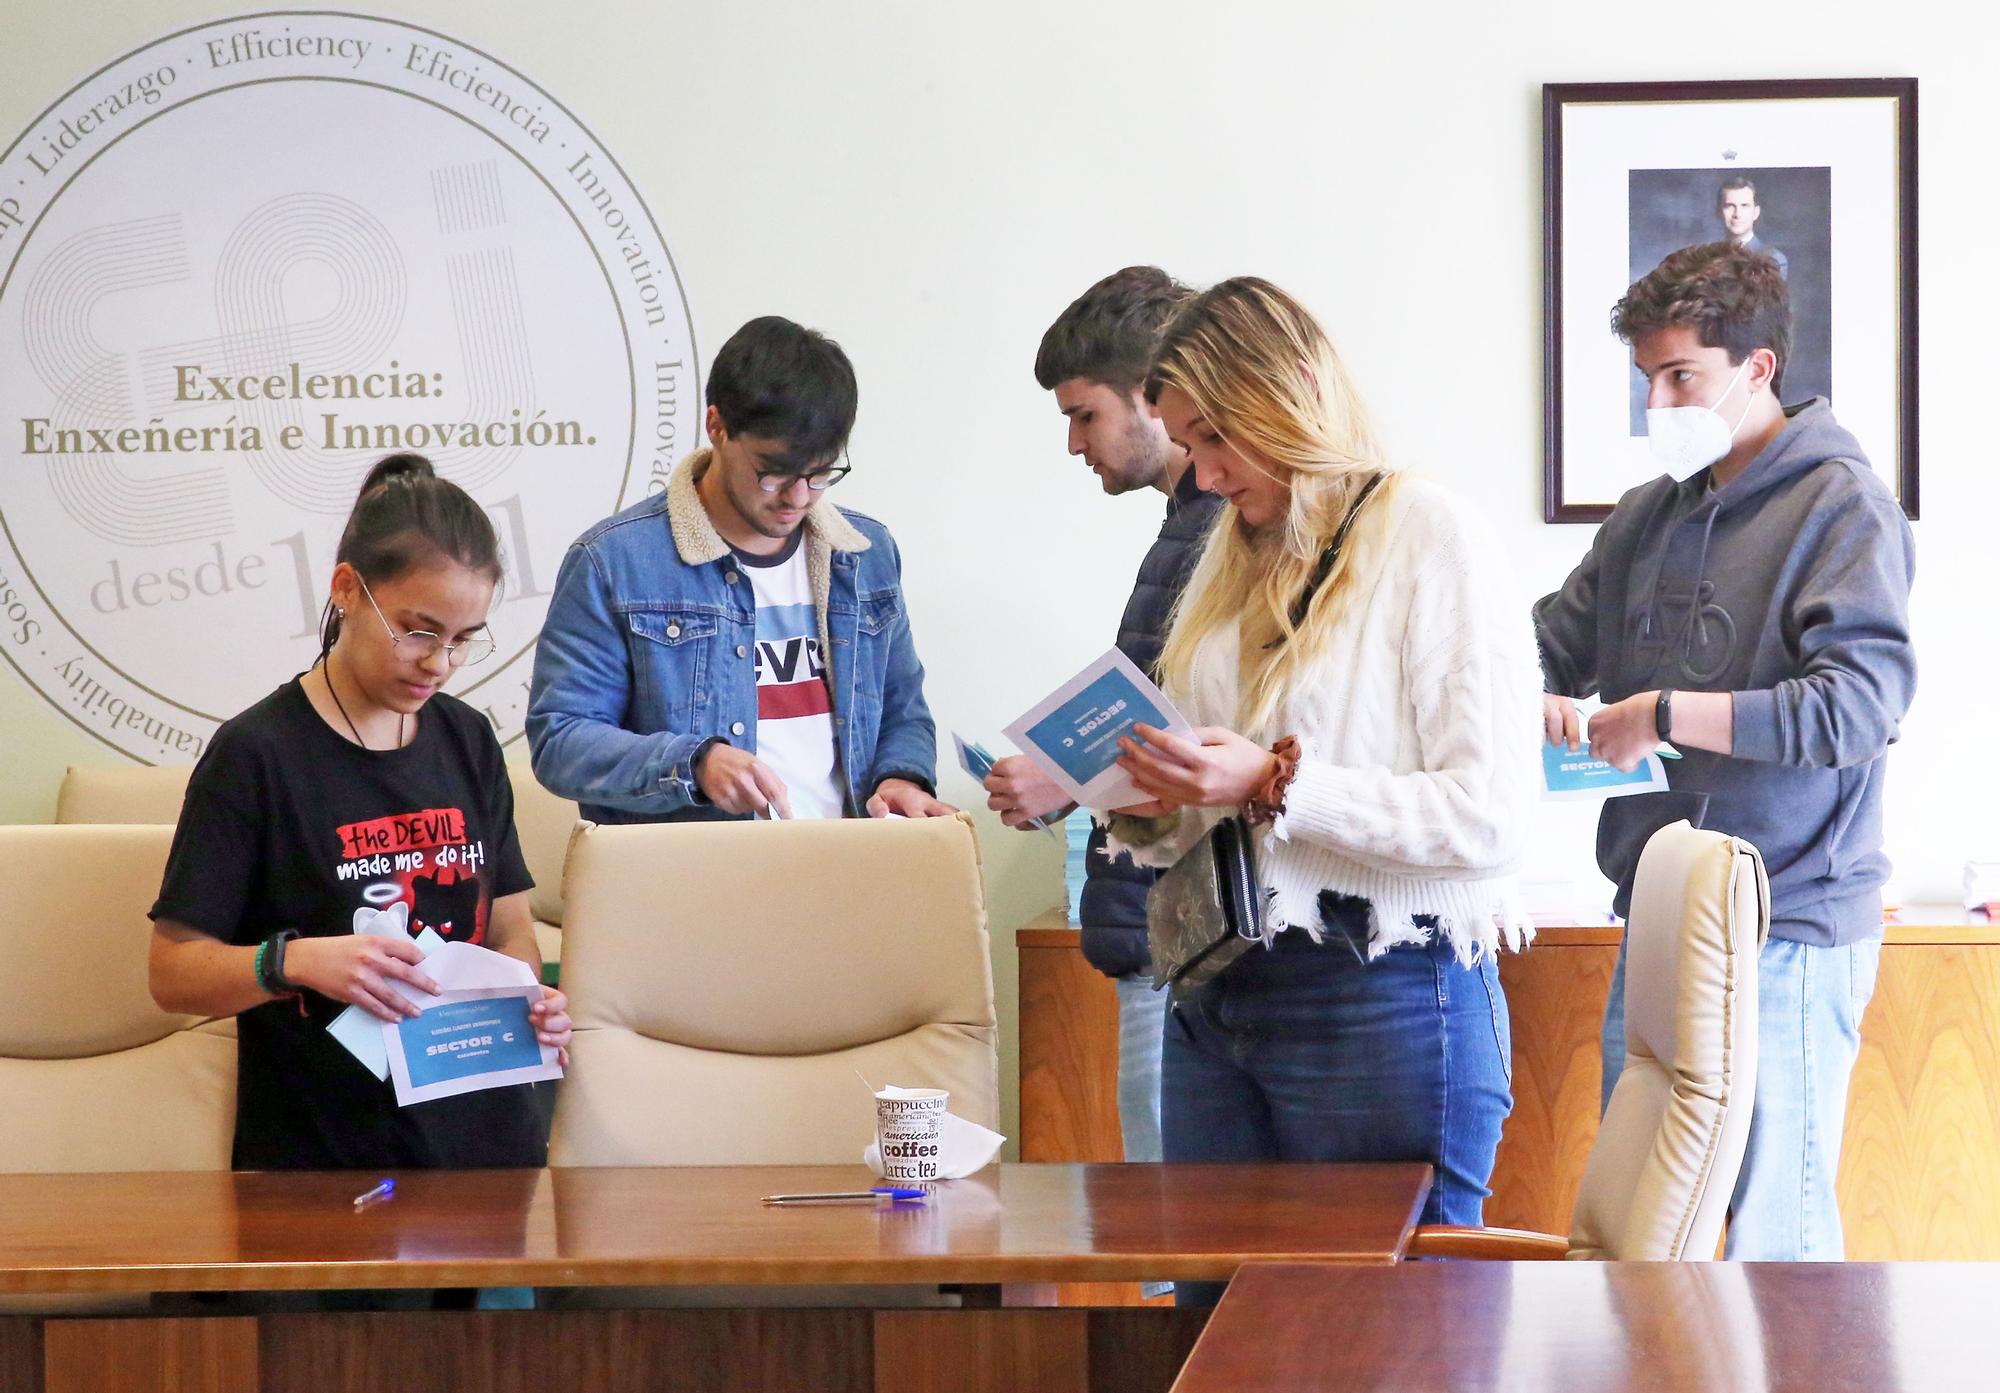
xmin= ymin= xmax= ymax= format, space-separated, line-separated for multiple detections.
xmin=1108 ymin=476 xmax=1545 ymax=965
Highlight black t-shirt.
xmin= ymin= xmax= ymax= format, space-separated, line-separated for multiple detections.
xmin=151 ymin=679 xmax=544 ymax=1171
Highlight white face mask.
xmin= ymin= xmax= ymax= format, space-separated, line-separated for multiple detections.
xmin=1645 ymin=358 xmax=1753 ymax=482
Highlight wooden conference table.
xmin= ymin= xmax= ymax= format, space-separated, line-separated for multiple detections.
xmin=1172 ymin=1260 xmax=2000 ymax=1392
xmin=0 ymin=1161 xmax=1431 ymax=1393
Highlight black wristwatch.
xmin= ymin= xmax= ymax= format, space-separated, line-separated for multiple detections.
xmin=687 ymin=736 xmax=729 ymax=803
xmin=1654 ymin=688 xmax=1676 ymax=743
xmin=257 ymin=929 xmax=301 ymax=995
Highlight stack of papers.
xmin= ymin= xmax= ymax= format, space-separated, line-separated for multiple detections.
xmin=326 ymin=902 xmax=563 ymax=1106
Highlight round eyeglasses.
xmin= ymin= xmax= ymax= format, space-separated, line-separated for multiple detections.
xmin=357 ymin=577 xmax=497 ymax=666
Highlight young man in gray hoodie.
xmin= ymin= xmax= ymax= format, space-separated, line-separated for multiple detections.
xmin=1535 ymin=242 xmax=1916 ymax=1261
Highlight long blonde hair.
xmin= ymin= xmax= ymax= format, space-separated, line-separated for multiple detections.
xmin=1148 ymin=277 xmax=1399 ymax=737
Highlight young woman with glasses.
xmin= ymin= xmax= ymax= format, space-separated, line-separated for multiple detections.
xmin=149 ymin=453 xmax=570 ymax=1178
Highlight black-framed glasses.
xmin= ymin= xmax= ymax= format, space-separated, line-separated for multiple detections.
xmin=754 ymin=459 xmax=851 ymax=494
xmin=358 ymin=577 xmax=497 ymax=666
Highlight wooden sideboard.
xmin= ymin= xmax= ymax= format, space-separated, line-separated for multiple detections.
xmin=1018 ymin=911 xmax=2000 ymax=1259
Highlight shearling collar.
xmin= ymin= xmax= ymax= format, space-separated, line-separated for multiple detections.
xmin=665 ymin=447 xmax=871 ymax=566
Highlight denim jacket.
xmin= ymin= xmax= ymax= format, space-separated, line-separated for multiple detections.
xmin=527 ymin=449 xmax=938 ymax=823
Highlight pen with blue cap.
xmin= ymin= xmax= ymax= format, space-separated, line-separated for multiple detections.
xmin=352 ymin=1178 xmax=396 ymax=1207
xmin=762 ymin=1186 xmax=928 ymax=1205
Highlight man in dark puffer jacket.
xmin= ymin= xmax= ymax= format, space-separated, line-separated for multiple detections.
xmin=986 ymin=267 xmax=1222 ymax=1176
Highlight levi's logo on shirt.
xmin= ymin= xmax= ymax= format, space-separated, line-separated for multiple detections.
xmin=754 ymin=602 xmax=831 ymax=719
xmin=738 ymin=543 xmax=843 ymax=818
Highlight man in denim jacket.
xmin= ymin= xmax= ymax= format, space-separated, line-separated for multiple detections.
xmin=528 ymin=316 xmax=947 ymax=823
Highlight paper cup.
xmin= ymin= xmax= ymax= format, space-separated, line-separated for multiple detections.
xmin=874 ymin=1087 xmax=949 ymax=1181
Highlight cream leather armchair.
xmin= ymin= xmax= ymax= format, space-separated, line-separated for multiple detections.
xmin=0 ymin=824 xmax=235 ymax=1173
xmin=550 ymin=813 xmax=999 ymax=1166
xmin=1409 ymin=820 xmax=1770 ymax=1261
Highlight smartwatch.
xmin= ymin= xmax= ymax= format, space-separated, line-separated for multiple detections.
xmin=1654 ymin=688 xmax=1676 ymax=743
xmin=257 ymin=929 xmax=301 ymax=995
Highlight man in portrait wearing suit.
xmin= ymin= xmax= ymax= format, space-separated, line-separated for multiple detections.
xmin=1718 ymin=175 xmax=1789 ymax=279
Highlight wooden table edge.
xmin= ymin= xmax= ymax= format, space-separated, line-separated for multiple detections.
xmin=0 ymin=1250 xmax=1420 ymax=1296
xmin=1391 ymin=1166 xmax=1432 ymax=1260
xmin=1169 ymin=1262 xmax=1299 ymax=1391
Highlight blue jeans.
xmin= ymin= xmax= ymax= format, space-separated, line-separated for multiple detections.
xmin=1163 ymin=928 xmax=1513 ymax=1303
xmin=1601 ymin=932 xmax=1881 ymax=1260
xmin=1114 ymin=972 xmax=1172 ymax=1299
xmin=1113 ymin=972 xmax=1167 ymax=1164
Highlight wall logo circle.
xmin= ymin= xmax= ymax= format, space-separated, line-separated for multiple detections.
xmin=0 ymin=12 xmax=698 ymax=761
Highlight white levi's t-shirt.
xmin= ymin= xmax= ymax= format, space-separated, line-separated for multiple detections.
xmin=735 ymin=533 xmax=844 ymax=819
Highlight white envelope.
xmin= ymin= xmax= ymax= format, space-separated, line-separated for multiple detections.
xmin=385 ymin=938 xmax=541 ymax=1005
xmin=327 ymin=902 xmax=446 ymax=1080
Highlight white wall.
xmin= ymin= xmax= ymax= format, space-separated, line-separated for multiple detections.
xmin=5 ymin=0 xmax=1994 ymax=1148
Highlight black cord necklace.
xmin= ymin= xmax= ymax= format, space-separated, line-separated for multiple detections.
xmin=321 ymin=659 xmax=407 ymax=751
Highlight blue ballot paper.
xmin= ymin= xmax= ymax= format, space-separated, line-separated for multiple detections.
xmin=395 ymin=992 xmax=545 ymax=1092
xmin=1541 ymin=740 xmax=1670 ymax=801
xmin=1003 ymin=648 xmax=1194 ymax=809
xmin=385 ymin=986 xmax=557 ymax=1105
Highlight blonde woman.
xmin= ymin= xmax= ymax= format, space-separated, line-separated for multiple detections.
xmin=1109 ymin=278 xmax=1542 ymax=1269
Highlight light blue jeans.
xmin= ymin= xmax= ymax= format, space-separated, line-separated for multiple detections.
xmin=1601 ymin=931 xmax=1882 ymax=1260
xmin=1114 ymin=972 xmax=1171 ymax=1299
xmin=1114 ymin=972 xmax=1167 ymax=1164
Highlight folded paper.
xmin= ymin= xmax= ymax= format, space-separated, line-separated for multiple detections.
xmin=1002 ymin=648 xmax=1194 ymax=810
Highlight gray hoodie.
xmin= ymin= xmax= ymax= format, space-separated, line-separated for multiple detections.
xmin=1535 ymin=398 xmax=1916 ymax=946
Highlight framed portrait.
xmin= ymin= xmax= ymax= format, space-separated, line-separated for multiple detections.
xmin=1543 ymin=79 xmax=1917 ymax=523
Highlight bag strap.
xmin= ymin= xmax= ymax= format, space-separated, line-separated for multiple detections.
xmin=1265 ymin=471 xmax=1386 ymax=650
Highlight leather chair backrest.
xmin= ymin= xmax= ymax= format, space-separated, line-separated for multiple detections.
xmin=551 ymin=814 xmax=999 ymax=1166
xmin=54 ymin=764 xmax=191 ymax=826
xmin=506 ymin=756 xmax=581 ymax=933
xmin=0 ymin=824 xmax=235 ymax=1171
xmin=1569 ymin=820 xmax=1770 ymax=1259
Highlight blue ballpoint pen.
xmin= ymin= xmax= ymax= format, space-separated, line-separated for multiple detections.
xmin=352 ymin=1178 xmax=396 ymax=1207
xmin=761 ymin=1187 xmax=929 ymax=1205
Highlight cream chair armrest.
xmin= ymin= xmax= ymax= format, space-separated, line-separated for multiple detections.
xmin=1404 ymin=1225 xmax=1569 ymax=1261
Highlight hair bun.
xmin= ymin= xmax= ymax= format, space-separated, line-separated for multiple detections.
xmin=360 ymin=452 xmax=436 ymax=495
